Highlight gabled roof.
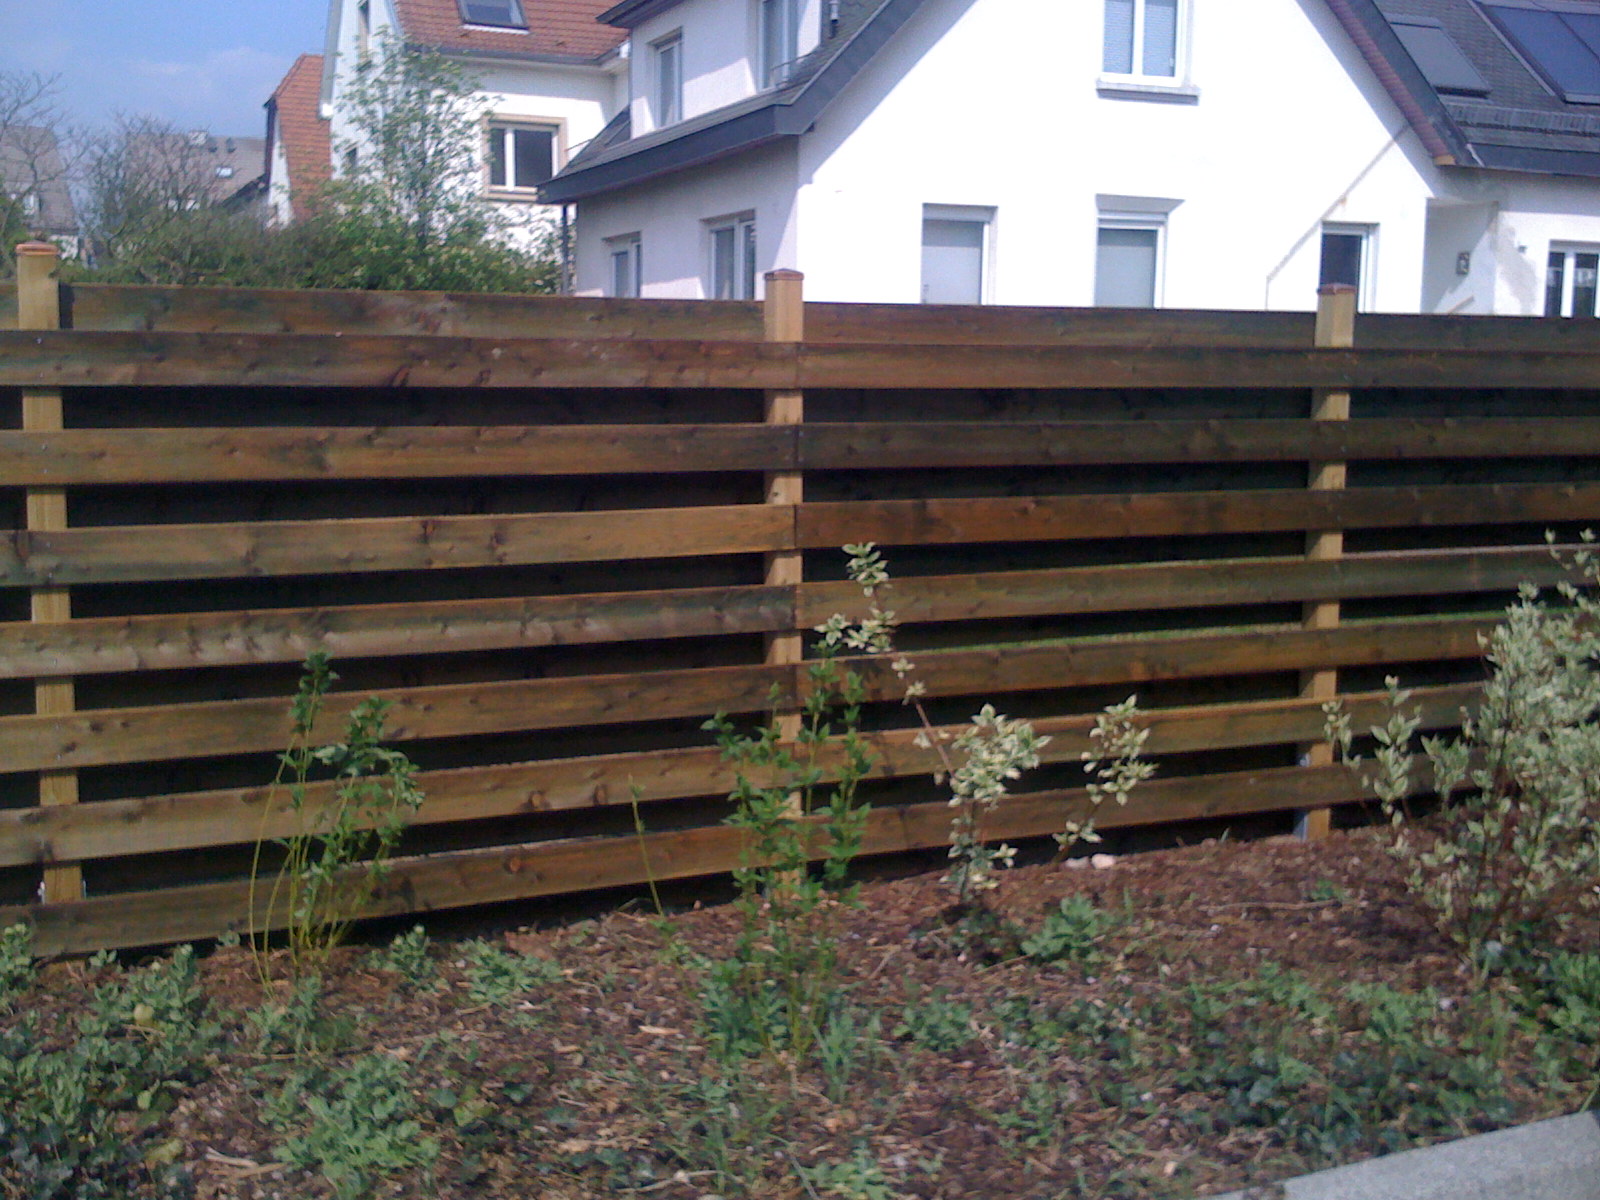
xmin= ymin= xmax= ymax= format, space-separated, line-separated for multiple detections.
xmin=1330 ymin=0 xmax=1600 ymax=177
xmin=393 ymin=0 xmax=625 ymax=62
xmin=542 ymin=0 xmax=910 ymax=201
xmin=267 ymin=53 xmax=334 ymax=221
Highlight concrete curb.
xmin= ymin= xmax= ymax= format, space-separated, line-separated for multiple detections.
xmin=1212 ymin=1110 xmax=1600 ymax=1200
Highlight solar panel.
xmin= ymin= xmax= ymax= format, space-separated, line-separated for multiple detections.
xmin=1391 ymin=18 xmax=1491 ymax=96
xmin=1483 ymin=3 xmax=1600 ymax=104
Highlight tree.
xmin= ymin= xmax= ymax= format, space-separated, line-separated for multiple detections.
xmin=0 ymin=71 xmax=73 ymax=276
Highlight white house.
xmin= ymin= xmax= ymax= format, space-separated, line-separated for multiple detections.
xmin=317 ymin=0 xmax=627 ymax=240
xmin=540 ymin=0 xmax=1600 ymax=315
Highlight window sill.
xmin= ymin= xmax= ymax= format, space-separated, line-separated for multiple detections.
xmin=1096 ymin=78 xmax=1200 ymax=104
xmin=486 ymin=188 xmax=551 ymax=202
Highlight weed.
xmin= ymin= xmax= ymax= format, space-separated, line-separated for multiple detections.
xmin=457 ymin=938 xmax=562 ymax=1007
xmin=250 ymin=973 xmax=357 ymax=1059
xmin=894 ymin=986 xmax=975 ymax=1053
xmin=377 ymin=924 xmax=436 ymax=988
xmin=269 ymin=1050 xmax=439 ymax=1199
xmin=250 ymin=653 xmax=425 ymax=985
xmin=1021 ymin=895 xmax=1120 ymax=967
xmin=0 ymin=922 xmax=33 ymax=1008
xmin=798 ymin=1145 xmax=896 ymax=1199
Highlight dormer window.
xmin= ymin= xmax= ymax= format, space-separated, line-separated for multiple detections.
xmin=653 ymin=32 xmax=683 ymax=126
xmin=458 ymin=0 xmax=526 ymax=29
xmin=759 ymin=0 xmax=801 ymax=87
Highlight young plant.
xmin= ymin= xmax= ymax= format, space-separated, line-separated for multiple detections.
xmin=1324 ymin=534 xmax=1600 ymax=972
xmin=250 ymin=653 xmax=426 ymax=985
xmin=1059 ymin=695 xmax=1156 ymax=854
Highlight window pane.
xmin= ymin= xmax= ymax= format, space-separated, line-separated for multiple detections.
xmin=1576 ymin=252 xmax=1599 ymax=318
xmin=488 ymin=130 xmax=507 ymax=188
xmin=761 ymin=0 xmax=798 ymax=85
xmin=1319 ymin=231 xmax=1364 ymax=290
xmin=712 ymin=226 xmax=736 ymax=299
xmin=921 ymin=218 xmax=985 ymax=304
xmin=1095 ymin=226 xmax=1158 ymax=307
xmin=1104 ymin=0 xmax=1135 ymax=73
xmin=512 ymin=128 xmax=554 ymax=186
xmin=1142 ymin=0 xmax=1178 ymax=77
xmin=1484 ymin=6 xmax=1600 ymax=102
xmin=741 ymin=221 xmax=757 ymax=300
xmin=1547 ymin=251 xmax=1567 ymax=318
xmin=461 ymin=0 xmax=522 ymax=26
xmin=657 ymin=40 xmax=682 ymax=124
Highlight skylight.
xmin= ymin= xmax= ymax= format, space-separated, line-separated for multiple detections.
xmin=458 ymin=0 xmax=526 ymax=28
xmin=1391 ymin=17 xmax=1490 ymax=96
xmin=1482 ymin=1 xmax=1600 ymax=104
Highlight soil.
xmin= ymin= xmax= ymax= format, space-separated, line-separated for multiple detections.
xmin=13 ymin=824 xmax=1597 ymax=1200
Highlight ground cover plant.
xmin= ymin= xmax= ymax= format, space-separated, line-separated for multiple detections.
xmin=2 ymin=826 xmax=1597 ymax=1200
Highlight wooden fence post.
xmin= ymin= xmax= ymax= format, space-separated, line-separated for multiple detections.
xmin=764 ymin=269 xmax=806 ymax=819
xmin=15 ymin=241 xmax=83 ymax=900
xmin=1297 ymin=282 xmax=1357 ymax=840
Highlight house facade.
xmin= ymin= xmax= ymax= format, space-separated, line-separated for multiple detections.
xmin=541 ymin=0 xmax=1600 ymax=315
xmin=317 ymin=0 xmax=627 ymax=241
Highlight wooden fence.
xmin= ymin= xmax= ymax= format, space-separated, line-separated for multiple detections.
xmin=4 ymin=242 xmax=1600 ymax=954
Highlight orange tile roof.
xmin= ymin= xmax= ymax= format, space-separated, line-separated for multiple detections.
xmin=268 ymin=54 xmax=333 ymax=221
xmin=393 ymin=0 xmax=625 ymax=61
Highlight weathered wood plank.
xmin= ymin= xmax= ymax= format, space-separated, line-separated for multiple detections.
xmin=0 ymin=504 xmax=793 ymax=587
xmin=0 ymin=424 xmax=795 ymax=486
xmin=0 ymin=660 xmax=793 ymax=774
xmin=0 ymin=330 xmax=797 ymax=390
xmin=0 ymin=616 xmax=1485 ymax=773
xmin=804 ymin=304 xmax=1313 ymax=347
xmin=61 ymin=284 xmax=765 ymax=340
xmin=0 ymin=682 xmax=1477 ymax=868
xmin=798 ymin=547 xmax=1566 ymax=627
xmin=799 ymin=418 xmax=1600 ymax=470
xmin=0 ymin=584 xmax=792 ymax=680
xmin=0 ymin=760 xmax=1384 ymax=955
xmin=798 ymin=484 xmax=1600 ymax=547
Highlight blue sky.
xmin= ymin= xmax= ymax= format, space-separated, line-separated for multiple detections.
xmin=0 ymin=0 xmax=330 ymax=138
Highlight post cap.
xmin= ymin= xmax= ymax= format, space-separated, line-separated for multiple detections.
xmin=764 ymin=268 xmax=804 ymax=282
xmin=1317 ymin=283 xmax=1357 ymax=296
xmin=14 ymin=241 xmax=59 ymax=258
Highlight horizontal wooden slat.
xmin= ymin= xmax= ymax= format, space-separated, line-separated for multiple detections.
xmin=11 ymin=332 xmax=1600 ymax=392
xmin=798 ymin=483 xmax=1600 ymax=547
xmin=60 ymin=284 xmax=766 ymax=339
xmin=0 ymin=616 xmax=1486 ymax=773
xmin=804 ymin=304 xmax=1313 ymax=347
xmin=0 ymin=424 xmax=795 ymax=486
xmin=798 ymin=547 xmax=1568 ymax=627
xmin=800 ymin=418 xmax=1600 ymax=470
xmin=0 ymin=660 xmax=793 ymax=774
xmin=0 ymin=584 xmax=792 ymax=680
xmin=0 ymin=330 xmax=797 ymax=390
xmin=0 ymin=682 xmax=1477 ymax=868
xmin=0 ymin=505 xmax=791 ymax=587
xmin=0 ymin=760 xmax=1389 ymax=955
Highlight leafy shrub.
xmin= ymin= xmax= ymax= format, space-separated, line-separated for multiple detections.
xmin=1021 ymin=895 xmax=1120 ymax=966
xmin=1325 ymin=535 xmax=1600 ymax=970
xmin=0 ymin=922 xmax=33 ymax=1008
xmin=457 ymin=938 xmax=562 ymax=1007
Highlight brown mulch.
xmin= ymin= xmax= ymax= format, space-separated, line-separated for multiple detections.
xmin=19 ymin=825 xmax=1593 ymax=1200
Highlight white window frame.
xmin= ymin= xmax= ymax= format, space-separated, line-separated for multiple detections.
xmin=1099 ymin=0 xmax=1196 ymax=100
xmin=607 ymin=234 xmax=643 ymax=298
xmin=653 ymin=32 xmax=684 ymax=127
xmin=485 ymin=121 xmax=561 ymax=193
xmin=1546 ymin=243 xmax=1600 ymax=318
xmin=758 ymin=0 xmax=802 ymax=87
xmin=1320 ymin=223 xmax=1377 ymax=312
xmin=706 ymin=213 xmax=758 ymax=300
xmin=1094 ymin=214 xmax=1167 ymax=308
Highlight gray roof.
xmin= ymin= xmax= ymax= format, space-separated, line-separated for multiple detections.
xmin=546 ymin=0 xmax=1600 ymax=202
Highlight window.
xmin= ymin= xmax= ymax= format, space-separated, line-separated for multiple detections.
xmin=654 ymin=33 xmax=683 ymax=127
xmin=458 ymin=0 xmax=525 ymax=28
xmin=1546 ymin=246 xmax=1600 ymax=317
xmin=608 ymin=235 xmax=642 ymax=298
xmin=1390 ymin=17 xmax=1489 ymax=98
xmin=759 ymin=0 xmax=801 ymax=87
xmin=1320 ymin=224 xmax=1373 ymax=308
xmin=1482 ymin=2 xmax=1600 ymax=105
xmin=215 ymin=165 xmax=235 ymax=179
xmin=487 ymin=124 xmax=557 ymax=190
xmin=920 ymin=206 xmax=992 ymax=304
xmin=708 ymin=214 xmax=757 ymax=299
xmin=1095 ymin=220 xmax=1163 ymax=307
xmin=1103 ymin=0 xmax=1182 ymax=80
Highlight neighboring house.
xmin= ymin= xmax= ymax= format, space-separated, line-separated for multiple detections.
xmin=541 ymin=0 xmax=1600 ymax=315
xmin=1 ymin=126 xmax=79 ymax=256
xmin=266 ymin=54 xmax=334 ymax=224
xmin=318 ymin=0 xmax=628 ymax=242
xmin=127 ymin=131 xmax=269 ymax=212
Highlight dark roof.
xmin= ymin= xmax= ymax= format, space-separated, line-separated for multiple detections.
xmin=393 ymin=0 xmax=625 ymax=62
xmin=1337 ymin=0 xmax=1600 ymax=178
xmin=542 ymin=0 xmax=914 ymax=201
